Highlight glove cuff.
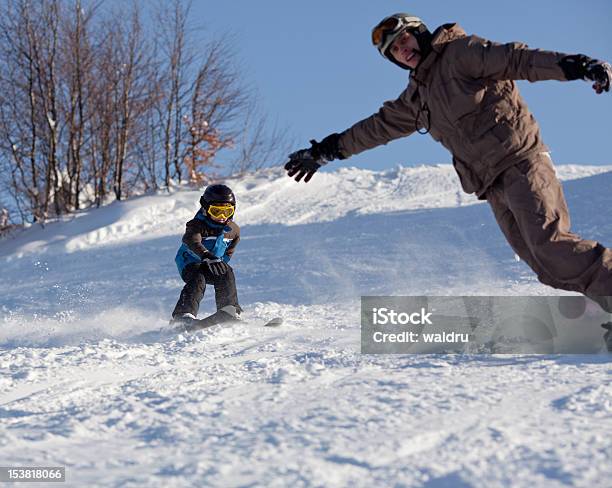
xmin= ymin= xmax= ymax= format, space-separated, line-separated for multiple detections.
xmin=559 ymin=54 xmax=593 ymax=81
xmin=311 ymin=133 xmax=346 ymax=162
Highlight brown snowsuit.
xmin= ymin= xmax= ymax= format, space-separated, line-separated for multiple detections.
xmin=336 ymin=23 xmax=612 ymax=310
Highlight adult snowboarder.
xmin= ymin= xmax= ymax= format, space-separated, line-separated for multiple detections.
xmin=284 ymin=13 xmax=612 ymax=312
xmin=171 ymin=184 xmax=242 ymax=325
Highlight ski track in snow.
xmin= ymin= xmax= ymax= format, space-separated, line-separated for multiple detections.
xmin=1 ymin=164 xmax=611 ymax=487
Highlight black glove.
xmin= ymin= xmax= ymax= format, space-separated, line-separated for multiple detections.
xmin=586 ymin=60 xmax=612 ymax=94
xmin=201 ymin=256 xmax=228 ymax=277
xmin=559 ymin=55 xmax=612 ymax=93
xmin=285 ymin=133 xmax=345 ymax=183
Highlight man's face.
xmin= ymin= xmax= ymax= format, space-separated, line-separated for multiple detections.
xmin=389 ymin=31 xmax=421 ymax=69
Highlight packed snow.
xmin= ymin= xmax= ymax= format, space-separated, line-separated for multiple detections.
xmin=1 ymin=163 xmax=611 ymax=487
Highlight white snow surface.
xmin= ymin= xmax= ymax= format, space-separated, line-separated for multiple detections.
xmin=1 ymin=163 xmax=611 ymax=487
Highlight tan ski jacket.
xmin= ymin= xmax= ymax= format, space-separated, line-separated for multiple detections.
xmin=338 ymin=23 xmax=571 ymax=198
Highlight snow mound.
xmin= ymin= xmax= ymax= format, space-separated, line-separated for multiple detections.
xmin=2 ymin=164 xmax=610 ymax=258
xmin=231 ymin=164 xmax=612 ymax=226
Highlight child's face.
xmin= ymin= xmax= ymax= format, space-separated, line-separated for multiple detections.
xmin=209 ymin=214 xmax=228 ymax=223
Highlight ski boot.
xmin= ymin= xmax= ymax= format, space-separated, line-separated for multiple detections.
xmin=183 ymin=305 xmax=242 ymax=332
xmin=169 ymin=312 xmax=198 ymax=327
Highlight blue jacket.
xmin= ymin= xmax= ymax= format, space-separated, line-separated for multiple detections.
xmin=175 ymin=210 xmax=240 ymax=276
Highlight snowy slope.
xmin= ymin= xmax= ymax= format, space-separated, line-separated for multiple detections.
xmin=1 ymin=164 xmax=611 ymax=487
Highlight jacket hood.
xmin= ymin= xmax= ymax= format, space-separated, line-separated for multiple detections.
xmin=430 ymin=23 xmax=468 ymax=52
xmin=412 ymin=23 xmax=467 ymax=82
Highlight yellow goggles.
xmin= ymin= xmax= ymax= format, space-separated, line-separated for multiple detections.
xmin=207 ymin=203 xmax=235 ymax=220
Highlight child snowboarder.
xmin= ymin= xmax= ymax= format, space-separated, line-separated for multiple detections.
xmin=171 ymin=184 xmax=242 ymax=327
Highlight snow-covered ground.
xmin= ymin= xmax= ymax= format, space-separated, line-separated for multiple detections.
xmin=1 ymin=164 xmax=611 ymax=487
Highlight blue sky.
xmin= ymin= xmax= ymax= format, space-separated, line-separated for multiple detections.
xmin=191 ymin=0 xmax=612 ymax=170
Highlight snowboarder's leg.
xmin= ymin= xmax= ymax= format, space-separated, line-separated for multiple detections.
xmin=172 ymin=264 xmax=206 ymax=318
xmin=487 ymin=179 xmax=563 ymax=286
xmin=487 ymin=154 xmax=612 ymax=312
xmin=200 ymin=264 xmax=242 ymax=314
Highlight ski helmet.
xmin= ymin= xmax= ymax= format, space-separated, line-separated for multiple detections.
xmin=200 ymin=184 xmax=236 ymax=221
xmin=371 ymin=13 xmax=430 ymax=70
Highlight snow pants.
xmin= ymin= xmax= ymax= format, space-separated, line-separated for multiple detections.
xmin=172 ymin=263 xmax=240 ymax=318
xmin=486 ymin=153 xmax=612 ymax=313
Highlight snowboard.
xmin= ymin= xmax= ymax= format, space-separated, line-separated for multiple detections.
xmin=172 ymin=311 xmax=284 ymax=332
xmin=182 ymin=309 xmax=239 ymax=331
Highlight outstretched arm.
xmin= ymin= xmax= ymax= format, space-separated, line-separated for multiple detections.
xmin=285 ymin=87 xmax=420 ymax=183
xmin=455 ymin=35 xmax=611 ymax=93
xmin=338 ymin=86 xmax=420 ymax=157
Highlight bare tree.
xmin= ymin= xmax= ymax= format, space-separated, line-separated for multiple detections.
xmin=155 ymin=0 xmax=191 ymax=187
xmin=180 ymin=39 xmax=247 ymax=182
xmin=58 ymin=0 xmax=99 ymax=210
xmin=110 ymin=7 xmax=143 ymax=200
xmin=0 ymin=0 xmax=56 ymax=221
xmin=0 ymin=0 xmax=290 ymax=225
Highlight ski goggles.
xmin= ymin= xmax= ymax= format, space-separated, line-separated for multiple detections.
xmin=207 ymin=203 xmax=235 ymax=220
xmin=371 ymin=15 xmax=422 ymax=57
